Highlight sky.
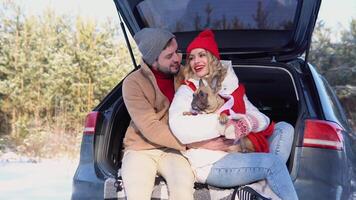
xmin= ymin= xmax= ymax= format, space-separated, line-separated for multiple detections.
xmin=10 ymin=0 xmax=356 ymax=35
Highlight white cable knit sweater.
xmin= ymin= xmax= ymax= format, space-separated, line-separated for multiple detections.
xmin=169 ymin=62 xmax=270 ymax=183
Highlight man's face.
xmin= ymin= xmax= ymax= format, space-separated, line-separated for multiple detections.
xmin=152 ymin=38 xmax=182 ymax=75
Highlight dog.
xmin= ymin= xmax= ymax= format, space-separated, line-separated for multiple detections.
xmin=182 ymin=70 xmax=254 ymax=153
xmin=183 ymin=78 xmax=226 ymax=117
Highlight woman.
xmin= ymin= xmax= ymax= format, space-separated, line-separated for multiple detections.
xmin=169 ymin=29 xmax=298 ymax=200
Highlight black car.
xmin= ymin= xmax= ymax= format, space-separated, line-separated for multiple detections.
xmin=71 ymin=0 xmax=355 ymax=199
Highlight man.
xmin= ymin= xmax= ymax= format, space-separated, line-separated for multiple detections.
xmin=121 ymin=28 xmax=195 ymax=200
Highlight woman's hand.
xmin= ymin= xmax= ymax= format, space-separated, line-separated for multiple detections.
xmin=187 ymin=137 xmax=234 ymax=151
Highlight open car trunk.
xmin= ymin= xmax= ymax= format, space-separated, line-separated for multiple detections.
xmin=114 ymin=0 xmax=321 ymax=61
xmin=105 ymin=61 xmax=301 ymax=173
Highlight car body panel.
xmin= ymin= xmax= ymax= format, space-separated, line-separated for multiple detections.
xmin=72 ymin=135 xmax=104 ymax=199
xmin=293 ymin=147 xmax=351 ymax=200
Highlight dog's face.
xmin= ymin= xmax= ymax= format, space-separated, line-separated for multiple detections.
xmin=191 ymin=80 xmax=211 ymax=112
xmin=191 ymin=78 xmax=223 ymax=114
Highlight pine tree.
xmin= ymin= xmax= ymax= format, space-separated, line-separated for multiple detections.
xmin=0 ymin=0 xmax=136 ymax=156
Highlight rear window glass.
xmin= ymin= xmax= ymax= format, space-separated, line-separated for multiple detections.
xmin=137 ymin=0 xmax=298 ymax=32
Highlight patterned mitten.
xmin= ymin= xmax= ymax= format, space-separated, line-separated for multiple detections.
xmin=222 ymin=117 xmax=252 ymax=140
xmin=234 ymin=117 xmax=252 ymax=139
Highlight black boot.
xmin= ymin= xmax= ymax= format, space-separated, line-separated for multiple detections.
xmin=236 ymin=186 xmax=271 ymax=200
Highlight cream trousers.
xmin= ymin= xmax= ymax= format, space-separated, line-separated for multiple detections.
xmin=121 ymin=148 xmax=195 ymax=200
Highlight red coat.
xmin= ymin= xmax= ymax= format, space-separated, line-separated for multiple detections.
xmin=221 ymin=84 xmax=274 ymax=152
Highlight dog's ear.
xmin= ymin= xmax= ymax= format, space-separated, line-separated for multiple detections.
xmin=199 ymin=79 xmax=204 ymax=88
xmin=210 ymin=75 xmax=220 ymax=94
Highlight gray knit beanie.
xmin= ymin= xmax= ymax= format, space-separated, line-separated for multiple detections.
xmin=134 ymin=28 xmax=175 ymax=66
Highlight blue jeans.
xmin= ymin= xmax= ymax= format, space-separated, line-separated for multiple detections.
xmin=206 ymin=122 xmax=297 ymax=200
xmin=268 ymin=121 xmax=294 ymax=163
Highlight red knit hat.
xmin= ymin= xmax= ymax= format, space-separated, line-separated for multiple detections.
xmin=187 ymin=29 xmax=220 ymax=60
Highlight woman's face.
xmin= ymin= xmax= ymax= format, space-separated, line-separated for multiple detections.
xmin=188 ymin=48 xmax=209 ymax=78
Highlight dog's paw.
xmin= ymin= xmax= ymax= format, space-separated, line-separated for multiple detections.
xmin=239 ymin=137 xmax=255 ymax=153
xmin=227 ymin=144 xmax=242 ymax=153
xmin=183 ymin=111 xmax=192 ymax=116
xmin=219 ymin=113 xmax=229 ymax=124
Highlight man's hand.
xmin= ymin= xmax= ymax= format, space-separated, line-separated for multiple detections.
xmin=187 ymin=137 xmax=234 ymax=151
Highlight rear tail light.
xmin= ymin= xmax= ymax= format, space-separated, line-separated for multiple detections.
xmin=83 ymin=111 xmax=100 ymax=135
xmin=303 ymin=119 xmax=344 ymax=150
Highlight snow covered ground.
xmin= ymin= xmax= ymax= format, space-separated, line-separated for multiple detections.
xmin=0 ymin=151 xmax=355 ymax=200
xmin=0 ymin=153 xmax=78 ymax=200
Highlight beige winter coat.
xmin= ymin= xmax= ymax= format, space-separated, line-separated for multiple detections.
xmin=122 ymin=61 xmax=186 ymax=151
